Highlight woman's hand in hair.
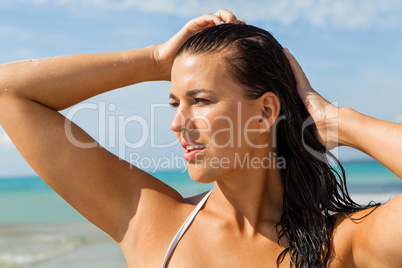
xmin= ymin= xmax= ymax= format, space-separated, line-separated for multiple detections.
xmin=284 ymin=47 xmax=402 ymax=178
xmin=283 ymin=48 xmax=341 ymax=150
xmin=152 ymin=9 xmax=245 ymax=81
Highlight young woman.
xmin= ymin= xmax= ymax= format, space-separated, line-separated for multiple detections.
xmin=0 ymin=9 xmax=401 ymax=267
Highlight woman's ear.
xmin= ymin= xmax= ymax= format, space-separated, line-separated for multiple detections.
xmin=258 ymin=91 xmax=280 ymax=132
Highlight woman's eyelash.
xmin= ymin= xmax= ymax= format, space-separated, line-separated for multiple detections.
xmin=169 ymin=102 xmax=179 ymax=109
xmin=169 ymin=98 xmax=210 ymax=109
xmin=194 ymin=98 xmax=210 ymax=104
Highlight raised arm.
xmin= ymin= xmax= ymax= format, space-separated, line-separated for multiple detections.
xmin=283 ymin=48 xmax=402 ymax=179
xmin=0 ymin=10 xmax=242 ymax=242
xmin=0 ymin=10 xmax=241 ymax=110
xmin=0 ymin=48 xmax=159 ymax=111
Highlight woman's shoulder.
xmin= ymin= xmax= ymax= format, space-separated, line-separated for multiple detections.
xmin=120 ymin=190 xmax=201 ymax=266
xmin=332 ymin=194 xmax=402 ymax=267
xmin=126 ymin=190 xmax=211 ymax=242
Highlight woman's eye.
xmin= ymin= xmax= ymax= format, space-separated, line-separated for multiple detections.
xmin=169 ymin=102 xmax=179 ymax=109
xmin=193 ymin=98 xmax=210 ymax=105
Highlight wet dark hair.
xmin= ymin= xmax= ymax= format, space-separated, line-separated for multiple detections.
xmin=177 ymin=24 xmax=379 ymax=267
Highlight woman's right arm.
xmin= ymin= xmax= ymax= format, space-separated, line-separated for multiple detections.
xmin=0 ymin=10 xmax=241 ymax=242
xmin=0 ymin=47 xmax=162 ymax=111
xmin=0 ymin=9 xmax=241 ymax=110
xmin=0 ymin=47 xmax=172 ymax=242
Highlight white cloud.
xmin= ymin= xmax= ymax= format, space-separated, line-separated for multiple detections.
xmin=0 ymin=0 xmax=47 ymax=6
xmin=4 ymin=0 xmax=402 ymax=30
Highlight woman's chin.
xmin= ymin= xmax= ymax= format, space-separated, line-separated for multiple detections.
xmin=187 ymin=162 xmax=220 ymax=184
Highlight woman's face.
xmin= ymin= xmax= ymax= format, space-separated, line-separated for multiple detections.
xmin=170 ymin=52 xmax=268 ymax=183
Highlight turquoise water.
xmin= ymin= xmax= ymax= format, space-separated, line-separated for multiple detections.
xmin=341 ymin=162 xmax=402 ymax=192
xmin=0 ymin=170 xmax=212 ymax=223
xmin=0 ymin=161 xmax=401 ymax=223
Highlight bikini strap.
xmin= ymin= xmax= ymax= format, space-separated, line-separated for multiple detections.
xmin=161 ymin=190 xmax=213 ymax=268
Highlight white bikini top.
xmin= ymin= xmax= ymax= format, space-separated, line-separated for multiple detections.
xmin=161 ymin=190 xmax=213 ymax=268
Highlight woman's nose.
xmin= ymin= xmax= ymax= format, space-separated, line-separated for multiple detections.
xmin=170 ymin=106 xmax=194 ymax=131
xmin=170 ymin=106 xmax=199 ymax=135
xmin=170 ymin=109 xmax=183 ymax=132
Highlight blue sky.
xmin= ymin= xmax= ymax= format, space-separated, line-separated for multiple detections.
xmin=1 ymin=0 xmax=402 ymax=177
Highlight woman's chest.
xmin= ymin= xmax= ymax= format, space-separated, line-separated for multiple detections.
xmin=124 ymin=221 xmax=288 ymax=267
xmin=163 ymin=222 xmax=291 ymax=268
xmin=124 ymin=213 xmax=357 ymax=268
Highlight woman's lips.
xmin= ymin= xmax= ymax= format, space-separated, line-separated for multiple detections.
xmin=183 ymin=144 xmax=207 ymax=161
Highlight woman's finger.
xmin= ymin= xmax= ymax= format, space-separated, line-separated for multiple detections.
xmin=215 ymin=9 xmax=238 ymax=23
xmin=282 ymin=47 xmax=317 ymax=104
xmin=154 ymin=10 xmax=243 ymax=80
xmin=185 ymin=14 xmax=223 ymax=35
xmin=184 ymin=10 xmax=243 ymax=36
xmin=282 ymin=48 xmax=311 ymax=89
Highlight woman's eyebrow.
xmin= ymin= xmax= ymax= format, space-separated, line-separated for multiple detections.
xmin=170 ymin=89 xmax=214 ymax=100
xmin=186 ymin=89 xmax=213 ymax=97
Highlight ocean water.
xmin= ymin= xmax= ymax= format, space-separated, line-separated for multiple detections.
xmin=0 ymin=170 xmax=213 ymax=224
xmin=0 ymin=161 xmax=401 ymax=223
xmin=0 ymin=161 xmax=401 ymax=267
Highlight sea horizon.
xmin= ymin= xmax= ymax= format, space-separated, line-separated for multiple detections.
xmin=0 ymin=157 xmax=389 ymax=179
xmin=1 ymin=160 xmax=401 ymax=222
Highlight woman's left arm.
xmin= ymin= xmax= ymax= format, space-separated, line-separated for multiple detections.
xmin=283 ymin=48 xmax=402 ymax=266
xmin=283 ymin=48 xmax=402 ymax=179
xmin=338 ymin=108 xmax=402 ymax=178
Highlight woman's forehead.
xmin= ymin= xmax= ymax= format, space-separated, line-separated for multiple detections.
xmin=172 ymin=53 xmax=223 ymax=76
xmin=171 ymin=54 xmax=240 ymax=96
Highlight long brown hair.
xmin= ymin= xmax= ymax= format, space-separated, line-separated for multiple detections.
xmin=177 ymin=23 xmax=379 ymax=267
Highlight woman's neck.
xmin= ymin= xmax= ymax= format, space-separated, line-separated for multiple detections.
xmin=210 ymin=165 xmax=283 ymax=236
